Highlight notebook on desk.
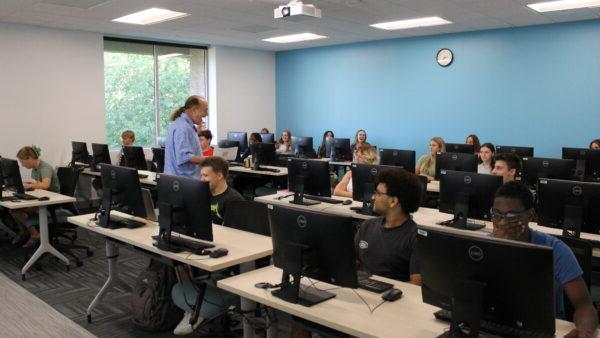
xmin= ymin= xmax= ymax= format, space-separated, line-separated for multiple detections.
xmin=214 ymin=147 xmax=238 ymax=162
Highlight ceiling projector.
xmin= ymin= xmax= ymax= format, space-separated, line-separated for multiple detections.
xmin=274 ymin=0 xmax=322 ymax=20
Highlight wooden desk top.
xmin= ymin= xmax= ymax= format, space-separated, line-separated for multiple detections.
xmin=68 ymin=212 xmax=273 ymax=272
xmin=82 ymin=168 xmax=157 ymax=186
xmin=218 ymin=266 xmax=577 ymax=338
xmin=0 ymin=190 xmax=76 ymax=209
xmin=229 ymin=165 xmax=288 ymax=177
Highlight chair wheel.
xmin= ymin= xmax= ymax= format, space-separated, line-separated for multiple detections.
xmin=76 ymin=261 xmax=83 ymax=267
xmin=87 ymin=250 xmax=94 ymax=257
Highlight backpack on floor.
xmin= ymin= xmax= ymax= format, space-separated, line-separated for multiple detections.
xmin=131 ymin=259 xmax=183 ymax=331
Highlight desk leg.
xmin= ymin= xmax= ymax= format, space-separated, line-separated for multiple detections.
xmin=87 ymin=241 xmax=126 ymax=323
xmin=239 ymin=261 xmax=257 ymax=338
xmin=21 ymin=206 xmax=70 ymax=279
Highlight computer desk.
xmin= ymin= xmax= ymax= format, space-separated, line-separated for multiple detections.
xmin=68 ymin=212 xmax=273 ymax=331
xmin=81 ymin=168 xmax=158 ymax=186
xmin=218 ymin=265 xmax=580 ymax=338
xmin=0 ymin=190 xmax=76 ymax=280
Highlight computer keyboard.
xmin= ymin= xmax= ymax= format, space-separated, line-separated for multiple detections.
xmin=437 ymin=219 xmax=486 ymax=231
xmin=304 ymin=195 xmax=343 ymax=204
xmin=152 ymin=235 xmax=214 ymax=252
xmin=103 ymin=214 xmax=146 ymax=229
xmin=357 ymin=278 xmax=393 ymax=293
xmin=13 ymin=193 xmax=38 ymax=200
xmin=253 ymin=166 xmax=281 ymax=173
xmin=434 ymin=309 xmax=553 ymax=338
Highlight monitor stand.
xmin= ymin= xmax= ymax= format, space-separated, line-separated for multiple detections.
xmin=562 ymin=204 xmax=583 ymax=238
xmin=574 ymin=160 xmax=586 ymax=181
xmin=438 ymin=192 xmax=485 ymax=231
xmin=438 ymin=279 xmax=486 ymax=338
xmin=272 ymin=242 xmax=335 ymax=307
xmin=350 ymin=183 xmax=377 ymax=216
xmin=289 ymin=175 xmax=320 ymax=206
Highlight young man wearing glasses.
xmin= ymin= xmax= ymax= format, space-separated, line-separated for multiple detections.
xmin=491 ymin=181 xmax=597 ymax=337
xmin=355 ymin=169 xmax=423 ymax=285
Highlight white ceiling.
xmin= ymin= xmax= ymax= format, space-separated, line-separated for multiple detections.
xmin=1 ymin=0 xmax=599 ymax=51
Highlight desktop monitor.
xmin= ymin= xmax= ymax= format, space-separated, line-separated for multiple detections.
xmin=287 ymin=158 xmax=331 ymax=206
xmin=0 ymin=158 xmax=26 ymax=194
xmin=122 ymin=146 xmax=148 ymax=170
xmin=350 ymin=163 xmax=407 ymax=215
xmin=562 ymin=148 xmax=600 ymax=180
xmin=537 ymin=178 xmax=600 ymax=237
xmin=71 ymin=141 xmax=90 ymax=166
xmin=438 ymin=170 xmax=503 ymax=230
xmin=250 ymin=142 xmax=276 ymax=169
xmin=98 ymin=164 xmax=146 ymax=229
xmin=520 ymin=157 xmax=575 ymax=187
xmin=218 ymin=140 xmax=241 ymax=162
xmin=268 ymin=204 xmax=357 ymax=306
xmin=435 ymin=152 xmax=478 ymax=180
xmin=227 ymin=132 xmax=248 ymax=153
xmin=151 ymin=147 xmax=165 ymax=173
xmin=378 ymin=148 xmax=416 ymax=173
xmin=154 ymin=174 xmax=213 ymax=252
xmin=496 ymin=145 xmax=534 ymax=158
xmin=417 ymin=226 xmax=555 ymax=337
xmin=291 ymin=136 xmax=316 ymax=158
xmin=260 ymin=133 xmax=275 ymax=144
xmin=445 ymin=143 xmax=475 ymax=154
xmin=91 ymin=143 xmax=111 ymax=172
xmin=331 ymin=138 xmax=352 ymax=162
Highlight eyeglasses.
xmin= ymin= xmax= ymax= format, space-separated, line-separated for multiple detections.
xmin=490 ymin=208 xmax=528 ymax=223
xmin=372 ymin=190 xmax=389 ymax=197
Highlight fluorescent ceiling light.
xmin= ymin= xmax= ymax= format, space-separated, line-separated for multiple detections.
xmin=113 ymin=8 xmax=189 ymax=25
xmin=370 ymin=16 xmax=452 ymax=30
xmin=527 ymin=0 xmax=600 ymax=12
xmin=262 ymin=33 xmax=327 ymax=43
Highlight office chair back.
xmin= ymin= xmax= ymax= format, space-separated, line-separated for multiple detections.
xmin=222 ymin=200 xmax=270 ymax=236
xmin=557 ymin=235 xmax=592 ymax=322
xmin=56 ymin=166 xmax=81 ymax=214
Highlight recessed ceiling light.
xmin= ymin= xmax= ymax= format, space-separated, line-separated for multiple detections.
xmin=113 ymin=8 xmax=189 ymax=25
xmin=370 ymin=16 xmax=452 ymax=30
xmin=527 ymin=0 xmax=600 ymax=12
xmin=262 ymin=33 xmax=327 ymax=43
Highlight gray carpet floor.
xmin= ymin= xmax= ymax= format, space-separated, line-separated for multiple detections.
xmin=0 ymin=226 xmax=239 ymax=338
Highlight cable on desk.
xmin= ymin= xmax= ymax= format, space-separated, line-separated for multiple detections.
xmin=351 ymin=289 xmax=387 ymax=314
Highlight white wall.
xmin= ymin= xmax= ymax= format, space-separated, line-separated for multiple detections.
xmin=0 ymin=22 xmax=105 ymax=176
xmin=208 ymin=46 xmax=275 ymax=141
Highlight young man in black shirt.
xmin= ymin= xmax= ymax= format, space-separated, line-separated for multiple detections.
xmin=356 ymin=169 xmax=422 ymax=285
xmin=199 ymin=156 xmax=243 ymax=224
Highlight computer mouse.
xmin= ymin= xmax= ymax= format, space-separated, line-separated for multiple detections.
xmin=342 ymin=199 xmax=353 ymax=205
xmin=209 ymin=248 xmax=229 ymax=258
xmin=381 ymin=288 xmax=403 ymax=302
xmin=37 ymin=196 xmax=50 ymax=201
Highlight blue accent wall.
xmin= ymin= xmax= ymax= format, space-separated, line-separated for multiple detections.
xmin=275 ymin=19 xmax=600 ymax=158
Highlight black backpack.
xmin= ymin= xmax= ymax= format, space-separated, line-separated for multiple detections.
xmin=131 ymin=259 xmax=183 ymax=331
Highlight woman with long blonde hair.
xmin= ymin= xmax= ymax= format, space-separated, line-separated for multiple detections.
xmin=416 ymin=137 xmax=445 ymax=182
xmin=334 ymin=144 xmax=378 ymax=198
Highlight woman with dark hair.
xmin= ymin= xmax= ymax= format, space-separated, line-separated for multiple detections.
xmin=317 ymin=130 xmax=334 ymax=158
xmin=590 ymin=139 xmax=600 ymax=150
xmin=164 ymin=96 xmax=208 ymax=178
xmin=478 ymin=142 xmax=495 ymax=174
xmin=466 ymin=134 xmax=481 ymax=154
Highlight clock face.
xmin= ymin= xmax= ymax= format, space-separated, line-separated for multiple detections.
xmin=437 ymin=48 xmax=453 ymax=67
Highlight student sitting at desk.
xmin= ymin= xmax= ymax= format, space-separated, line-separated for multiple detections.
xmin=199 ymin=157 xmax=243 ymax=225
xmin=465 ymin=134 xmax=481 ymax=154
xmin=492 ymin=152 xmax=521 ymax=184
xmin=198 ymin=129 xmax=214 ymax=157
xmin=240 ymin=132 xmax=262 ymax=161
xmin=491 ymin=181 xmax=597 ymax=335
xmin=317 ymin=130 xmax=334 ymax=158
xmin=356 ymin=169 xmax=422 ymax=285
xmin=10 ymin=146 xmax=60 ymax=248
xmin=276 ymin=129 xmax=292 ymax=154
xmin=116 ymin=129 xmax=135 ymax=166
xmin=416 ymin=137 xmax=445 ymax=182
xmin=350 ymin=129 xmax=370 ymax=152
xmin=478 ymin=142 xmax=495 ymax=174
xmin=333 ymin=144 xmax=378 ymax=198
xmin=260 ymin=127 xmax=269 ymax=134
xmin=590 ymin=139 xmax=600 ymax=150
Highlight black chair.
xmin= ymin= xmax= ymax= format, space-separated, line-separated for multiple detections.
xmin=49 ymin=167 xmax=94 ymax=266
xmin=557 ymin=235 xmax=592 ymax=322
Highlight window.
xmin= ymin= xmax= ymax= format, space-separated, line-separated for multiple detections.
xmin=103 ymin=39 xmax=207 ymax=148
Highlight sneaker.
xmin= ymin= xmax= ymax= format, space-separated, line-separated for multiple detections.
xmin=173 ymin=311 xmax=204 ymax=335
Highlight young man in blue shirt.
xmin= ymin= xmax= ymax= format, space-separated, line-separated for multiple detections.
xmin=491 ymin=181 xmax=597 ymax=337
xmin=164 ymin=96 xmax=208 ymax=178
